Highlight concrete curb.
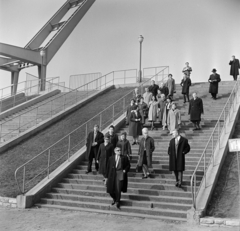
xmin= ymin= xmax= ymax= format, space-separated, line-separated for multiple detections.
xmin=0 ymin=86 xmax=114 ymax=154
xmin=17 ymin=113 xmax=126 ymax=208
xmin=200 ymin=217 xmax=240 ymax=227
xmin=0 ymin=196 xmax=17 ymax=208
xmin=0 ymin=89 xmax=60 ymax=120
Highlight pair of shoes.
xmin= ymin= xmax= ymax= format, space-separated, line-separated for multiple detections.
xmin=116 ymin=202 xmax=120 ymax=209
xmin=85 ymin=170 xmax=92 ymax=174
xmin=111 ymin=200 xmax=116 ymax=206
xmin=193 ymin=128 xmax=198 ymax=131
xmin=142 ymin=175 xmax=148 ymax=179
xmin=132 ymin=142 xmax=136 ymax=145
xmin=183 ymin=101 xmax=186 ymax=103
xmin=151 ymin=127 xmax=154 ymax=130
xmin=175 ymin=182 xmax=179 ymax=187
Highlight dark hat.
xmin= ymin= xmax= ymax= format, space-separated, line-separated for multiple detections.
xmin=104 ymin=133 xmax=110 ymax=139
xmin=109 ymin=125 xmax=115 ymax=129
xmin=212 ymin=68 xmax=217 ymax=73
xmin=121 ymin=132 xmax=127 ymax=136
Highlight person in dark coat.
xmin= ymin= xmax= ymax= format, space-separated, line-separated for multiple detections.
xmin=138 ymin=97 xmax=148 ymax=125
xmin=116 ymin=132 xmax=132 ymax=160
xmin=148 ymin=80 xmax=159 ymax=97
xmin=138 ymin=128 xmax=155 ymax=179
xmin=168 ymin=130 xmax=190 ymax=188
xmin=208 ymin=68 xmax=221 ymax=100
xmin=105 ymin=146 xmax=131 ymax=209
xmin=97 ymin=134 xmax=114 ymax=178
xmin=129 ymin=105 xmax=142 ymax=145
xmin=105 ymin=125 xmax=118 ymax=149
xmin=165 ymin=74 xmax=176 ymax=99
xmin=229 ymin=55 xmax=240 ymax=81
xmin=85 ymin=124 xmax=104 ymax=173
xmin=188 ymin=92 xmax=204 ymax=130
xmin=159 ymin=82 xmax=169 ymax=97
xmin=126 ymin=99 xmax=136 ymax=125
xmin=180 ymin=75 xmax=191 ymax=103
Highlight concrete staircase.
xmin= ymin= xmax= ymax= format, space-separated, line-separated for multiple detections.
xmin=35 ymin=81 xmax=235 ymax=221
xmin=0 ymin=91 xmax=96 ymax=143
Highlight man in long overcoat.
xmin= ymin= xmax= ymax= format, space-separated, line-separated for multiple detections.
xmin=180 ymin=75 xmax=191 ymax=103
xmin=188 ymin=92 xmax=204 ymax=130
xmin=105 ymin=146 xmax=131 ymax=209
xmin=168 ymin=130 xmax=190 ymax=188
xmin=138 ymin=128 xmax=155 ymax=178
xmin=97 ymin=134 xmax=114 ymax=178
xmin=229 ymin=55 xmax=240 ymax=81
xmin=165 ymin=74 xmax=176 ymax=99
xmin=105 ymin=125 xmax=119 ymax=149
xmin=208 ymin=68 xmax=221 ymax=99
xmin=86 ymin=124 xmax=104 ymax=173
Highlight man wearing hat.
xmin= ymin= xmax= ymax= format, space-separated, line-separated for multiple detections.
xmin=229 ymin=55 xmax=240 ymax=81
xmin=208 ymin=69 xmax=221 ymax=100
xmin=85 ymin=124 xmax=104 ymax=174
xmin=105 ymin=146 xmax=131 ymax=209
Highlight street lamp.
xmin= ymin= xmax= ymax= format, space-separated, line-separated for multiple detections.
xmin=138 ymin=35 xmax=144 ymax=83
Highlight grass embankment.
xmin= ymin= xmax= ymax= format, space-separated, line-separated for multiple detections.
xmin=0 ymin=87 xmax=133 ymax=197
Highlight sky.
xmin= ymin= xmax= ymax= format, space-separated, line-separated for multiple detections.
xmin=0 ymin=0 xmax=240 ymax=89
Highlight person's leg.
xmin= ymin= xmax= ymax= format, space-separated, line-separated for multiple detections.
xmin=174 ymin=170 xmax=179 ymax=186
xmin=93 ymin=147 xmax=98 ymax=171
xmin=142 ymin=164 xmax=148 ymax=178
xmin=136 ymin=135 xmax=139 ymax=144
xmin=186 ymin=93 xmax=190 ymax=102
xmin=115 ymin=178 xmax=122 ymax=208
xmin=132 ymin=136 xmax=136 ymax=145
xmin=196 ymin=121 xmax=201 ymax=129
xmin=183 ymin=94 xmax=186 ymax=103
xmin=110 ymin=193 xmax=116 ymax=205
xmin=87 ymin=148 xmax=93 ymax=173
xmin=179 ymin=171 xmax=183 ymax=187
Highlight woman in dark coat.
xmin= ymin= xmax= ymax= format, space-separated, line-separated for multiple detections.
xmin=117 ymin=132 xmax=132 ymax=159
xmin=138 ymin=97 xmax=148 ymax=125
xmin=208 ymin=68 xmax=221 ymax=100
xmin=188 ymin=92 xmax=204 ymax=130
xmin=129 ymin=105 xmax=142 ymax=145
xmin=105 ymin=125 xmax=118 ymax=149
xmin=180 ymin=75 xmax=191 ymax=103
xmin=126 ymin=99 xmax=136 ymax=125
xmin=229 ymin=56 xmax=240 ymax=81
xmin=97 ymin=134 xmax=114 ymax=178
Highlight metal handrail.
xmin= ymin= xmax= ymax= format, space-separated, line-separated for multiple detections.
xmin=0 ymin=69 xmax=138 ymax=141
xmin=14 ymin=66 xmax=169 ymax=194
xmin=190 ymin=81 xmax=240 ymax=209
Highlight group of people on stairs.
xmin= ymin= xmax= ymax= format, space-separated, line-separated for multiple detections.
xmin=83 ymin=58 xmax=238 ymax=209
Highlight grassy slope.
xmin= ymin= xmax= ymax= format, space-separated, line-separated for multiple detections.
xmin=0 ymin=87 xmax=133 ymax=197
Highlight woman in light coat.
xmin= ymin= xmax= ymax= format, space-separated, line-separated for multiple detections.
xmin=167 ymin=102 xmax=181 ymax=134
xmin=148 ymin=95 xmax=159 ymax=130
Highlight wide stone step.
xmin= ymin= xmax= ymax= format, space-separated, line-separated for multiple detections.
xmin=38 ymin=198 xmax=187 ymax=219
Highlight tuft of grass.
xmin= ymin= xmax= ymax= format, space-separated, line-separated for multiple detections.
xmin=0 ymin=87 xmax=134 ymax=198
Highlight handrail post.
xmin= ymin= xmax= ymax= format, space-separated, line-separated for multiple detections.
xmin=223 ymin=108 xmax=226 ymax=133
xmin=85 ymin=123 xmax=88 ymax=140
xmin=68 ymin=135 xmax=71 ymax=161
xmin=218 ymin=122 xmax=220 ymax=149
xmin=194 ymin=174 xmax=196 ymax=209
xmin=123 ymin=97 xmax=125 ymax=113
xmin=99 ymin=113 xmax=102 ymax=131
xmin=47 ymin=149 xmax=51 ymax=178
xmin=22 ymin=166 xmax=26 ymax=193
xmin=204 ymin=150 xmax=206 ymax=188
xmin=18 ymin=115 xmax=21 ymax=135
xmin=212 ymin=136 xmax=214 ymax=166
xmin=112 ymin=105 xmax=115 ymax=123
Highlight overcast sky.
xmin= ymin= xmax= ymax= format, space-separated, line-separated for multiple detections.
xmin=0 ymin=0 xmax=240 ymax=89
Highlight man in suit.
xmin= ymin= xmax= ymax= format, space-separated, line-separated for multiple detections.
xmin=229 ymin=55 xmax=240 ymax=81
xmin=85 ymin=124 xmax=104 ymax=174
xmin=188 ymin=92 xmax=204 ymax=130
xmin=105 ymin=146 xmax=131 ymax=209
xmin=168 ymin=130 xmax=190 ymax=188
xmin=105 ymin=125 xmax=119 ymax=148
xmin=208 ymin=68 xmax=221 ymax=100
xmin=165 ymin=74 xmax=176 ymax=99
xmin=148 ymin=80 xmax=159 ymax=97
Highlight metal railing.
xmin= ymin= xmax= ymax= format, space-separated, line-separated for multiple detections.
xmin=14 ymin=66 xmax=169 ymax=194
xmin=190 ymin=80 xmax=240 ymax=209
xmin=0 ymin=77 xmax=60 ymax=113
xmin=0 ymin=69 xmax=137 ymax=143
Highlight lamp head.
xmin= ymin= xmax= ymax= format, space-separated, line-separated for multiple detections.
xmin=138 ymin=35 xmax=144 ymax=43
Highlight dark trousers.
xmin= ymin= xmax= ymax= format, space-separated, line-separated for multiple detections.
xmin=191 ymin=120 xmax=200 ymax=128
xmin=110 ymin=175 xmax=123 ymax=203
xmin=183 ymin=94 xmax=189 ymax=102
xmin=233 ymin=75 xmax=238 ymax=81
xmin=87 ymin=146 xmax=98 ymax=171
xmin=174 ymin=170 xmax=183 ymax=183
xmin=211 ymin=93 xmax=217 ymax=99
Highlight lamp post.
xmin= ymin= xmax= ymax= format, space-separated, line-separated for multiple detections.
xmin=138 ymin=35 xmax=144 ymax=83
xmin=39 ymin=49 xmax=46 ymax=91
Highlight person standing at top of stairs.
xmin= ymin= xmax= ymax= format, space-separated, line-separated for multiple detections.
xmin=180 ymin=74 xmax=191 ymax=103
xmin=188 ymin=92 xmax=204 ymax=131
xmin=168 ymin=129 xmax=191 ymax=188
xmin=182 ymin=62 xmax=192 ymax=79
xmin=165 ymin=74 xmax=176 ymax=100
xmin=85 ymin=124 xmax=104 ymax=174
xmin=208 ymin=68 xmax=221 ymax=100
xmin=229 ymin=55 xmax=240 ymax=81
